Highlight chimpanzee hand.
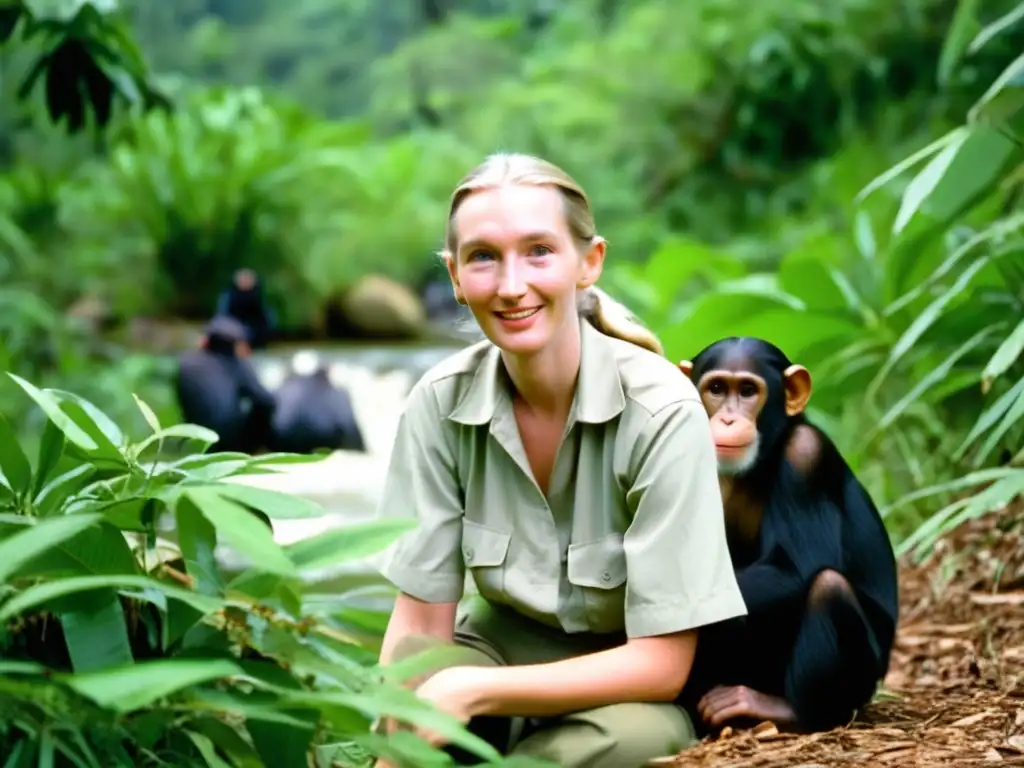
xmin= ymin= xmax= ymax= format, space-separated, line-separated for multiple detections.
xmin=697 ymin=685 xmax=796 ymax=727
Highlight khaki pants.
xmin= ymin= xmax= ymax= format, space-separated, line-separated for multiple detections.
xmin=386 ymin=600 xmax=696 ymax=768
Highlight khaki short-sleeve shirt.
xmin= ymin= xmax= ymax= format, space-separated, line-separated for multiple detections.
xmin=369 ymin=319 xmax=747 ymax=639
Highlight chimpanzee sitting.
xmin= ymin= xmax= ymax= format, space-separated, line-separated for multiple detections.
xmin=175 ymin=316 xmax=276 ymax=454
xmin=268 ymin=351 xmax=366 ymax=455
xmin=676 ymin=337 xmax=899 ymax=734
xmin=215 ymin=268 xmax=276 ymax=350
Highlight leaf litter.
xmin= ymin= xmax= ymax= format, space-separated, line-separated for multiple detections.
xmin=656 ymin=500 xmax=1024 ymax=767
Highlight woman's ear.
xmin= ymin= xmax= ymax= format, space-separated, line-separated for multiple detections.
xmin=577 ymin=237 xmax=606 ymax=289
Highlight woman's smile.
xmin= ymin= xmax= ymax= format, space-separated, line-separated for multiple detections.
xmin=494 ymin=306 xmax=543 ymax=329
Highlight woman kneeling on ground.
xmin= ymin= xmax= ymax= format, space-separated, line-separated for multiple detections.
xmin=369 ymin=152 xmax=747 ymax=767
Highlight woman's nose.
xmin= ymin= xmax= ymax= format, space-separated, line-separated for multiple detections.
xmin=496 ymin=264 xmax=527 ymax=299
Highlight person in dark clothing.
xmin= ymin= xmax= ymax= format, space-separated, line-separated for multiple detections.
xmin=175 ymin=316 xmax=276 ymax=454
xmin=215 ymin=268 xmax=276 ymax=350
xmin=269 ymin=351 xmax=367 ymax=455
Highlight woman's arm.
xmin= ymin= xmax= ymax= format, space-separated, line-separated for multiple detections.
xmin=457 ymin=398 xmax=743 ymax=718
xmin=367 ymin=378 xmax=467 ymax=653
xmin=379 ymin=592 xmax=459 ymax=665
xmin=465 ymin=630 xmax=697 ymax=717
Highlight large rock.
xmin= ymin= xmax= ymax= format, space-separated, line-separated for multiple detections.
xmin=327 ymin=274 xmax=426 ymax=339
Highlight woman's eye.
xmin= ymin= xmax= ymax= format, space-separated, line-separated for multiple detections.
xmin=467 ymin=250 xmax=493 ymax=262
xmin=530 ymin=244 xmax=552 ymax=257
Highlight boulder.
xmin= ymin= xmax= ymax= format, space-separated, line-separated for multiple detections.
xmin=326 ymin=274 xmax=426 ymax=339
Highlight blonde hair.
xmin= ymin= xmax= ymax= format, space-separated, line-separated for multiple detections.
xmin=441 ymin=152 xmax=664 ymax=356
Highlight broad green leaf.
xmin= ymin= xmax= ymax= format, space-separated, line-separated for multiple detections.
xmin=32 ymin=420 xmax=65 ymax=498
xmin=968 ymin=52 xmax=1024 ymax=134
xmin=955 ymin=376 xmax=1024 ymax=459
xmin=136 ymin=424 xmax=220 ymax=456
xmin=0 ymin=411 xmax=32 ymax=495
xmin=0 ymin=574 xmax=220 ymax=623
xmin=281 ymin=686 xmax=500 ymax=763
xmin=377 ymin=643 xmax=488 ymax=685
xmin=61 ymin=658 xmax=243 ymax=713
xmin=48 ymin=390 xmax=126 ymax=457
xmin=855 ymin=127 xmax=967 ymax=205
xmin=899 ymin=470 xmax=1024 ymax=559
xmin=0 ymin=661 xmax=46 ymax=675
xmin=286 ymin=518 xmax=416 ymax=572
xmin=0 ymin=513 xmax=102 ymax=583
xmin=175 ymin=495 xmax=224 ymax=597
xmin=974 ymin=382 xmax=1024 ymax=465
xmin=185 ymin=731 xmax=233 ymax=768
xmin=981 ymin=317 xmax=1024 ymax=391
xmin=172 ymin=452 xmax=252 ymax=471
xmin=248 ymin=717 xmax=319 ymax=768
xmin=892 ymin=129 xmax=969 ymax=234
xmin=15 ymin=519 xmax=138 ymax=579
xmin=663 ymin=296 xmax=861 ymax=365
xmin=902 ymin=127 xmax=1021 ymax=235
xmin=868 ymin=325 xmax=999 ymax=438
xmin=247 ymin=452 xmax=332 ymax=467
xmin=868 ymin=256 xmax=989 ymax=397
xmin=6 ymin=373 xmax=97 ymax=451
xmin=184 ymin=488 xmax=297 ymax=577
xmin=884 ymin=467 xmax=1019 ymax=518
xmin=205 ymin=483 xmax=325 ymax=519
xmin=777 ymin=252 xmax=850 ymax=313
xmin=881 ymin=213 xmax=1024 ymax=318
xmin=968 ymin=2 xmax=1024 ymax=54
xmin=191 ymin=718 xmax=264 ymax=767
xmin=937 ymin=0 xmax=981 ymax=86
xmin=59 ymin=590 xmax=134 ymax=673
xmin=132 ymin=393 xmax=162 ymax=434
xmin=346 ymin=731 xmax=453 ymax=768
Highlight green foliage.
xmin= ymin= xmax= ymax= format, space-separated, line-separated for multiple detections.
xmin=0 ymin=372 xmax=537 ymax=767
xmin=3 ymin=0 xmax=169 ymax=133
xmin=1 ymin=0 xmax=1021 ymax=603
xmin=615 ymin=1 xmax=1024 ymax=557
xmin=58 ymin=86 xmax=371 ymax=322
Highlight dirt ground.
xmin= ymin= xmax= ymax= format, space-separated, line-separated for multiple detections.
xmin=657 ymin=503 xmax=1024 ymax=767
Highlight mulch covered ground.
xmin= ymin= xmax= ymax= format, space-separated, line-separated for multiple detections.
xmin=658 ymin=502 xmax=1024 ymax=767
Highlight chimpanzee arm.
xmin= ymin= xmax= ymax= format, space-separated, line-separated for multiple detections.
xmin=234 ymin=360 xmax=276 ymax=410
xmin=737 ymin=481 xmax=845 ymax=619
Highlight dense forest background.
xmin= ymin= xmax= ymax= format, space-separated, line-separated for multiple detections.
xmin=0 ymin=2 xmax=1022 ymax=765
xmin=2 ymin=0 xmax=1023 ymax=551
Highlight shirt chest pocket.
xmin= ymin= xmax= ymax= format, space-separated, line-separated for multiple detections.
xmin=462 ymin=519 xmax=511 ymax=600
xmin=567 ymin=533 xmax=627 ymax=634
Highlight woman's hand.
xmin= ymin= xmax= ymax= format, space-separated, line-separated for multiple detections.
xmin=373 ymin=666 xmax=485 ymax=766
xmin=410 ymin=665 xmax=484 ymax=747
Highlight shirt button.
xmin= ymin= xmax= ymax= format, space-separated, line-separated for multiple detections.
xmin=464 ymin=547 xmax=474 ymax=559
xmin=601 ymin=571 xmax=611 ymax=582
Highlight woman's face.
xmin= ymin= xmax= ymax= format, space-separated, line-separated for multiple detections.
xmin=447 ymin=184 xmax=604 ymax=357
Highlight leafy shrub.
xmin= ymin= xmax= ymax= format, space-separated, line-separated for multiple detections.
xmin=0 ymin=373 xmax=515 ymax=767
xmin=609 ymin=3 xmax=1024 ymax=555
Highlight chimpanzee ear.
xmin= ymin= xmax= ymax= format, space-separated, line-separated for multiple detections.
xmin=783 ymin=364 xmax=812 ymax=416
xmin=678 ymin=360 xmax=695 ymax=379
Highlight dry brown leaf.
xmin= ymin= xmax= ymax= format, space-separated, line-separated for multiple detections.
xmin=652 ymin=505 xmax=1024 ymax=768
xmin=971 ymin=592 xmax=1024 ymax=605
xmin=752 ymin=722 xmax=780 ymax=740
xmin=952 ymin=711 xmax=999 ymax=727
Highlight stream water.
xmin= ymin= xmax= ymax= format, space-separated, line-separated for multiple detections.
xmin=218 ymin=335 xmax=475 ymax=607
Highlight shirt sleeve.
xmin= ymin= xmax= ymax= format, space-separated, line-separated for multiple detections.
xmin=622 ymin=398 xmax=748 ymax=638
xmin=366 ymin=379 xmax=466 ymax=603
